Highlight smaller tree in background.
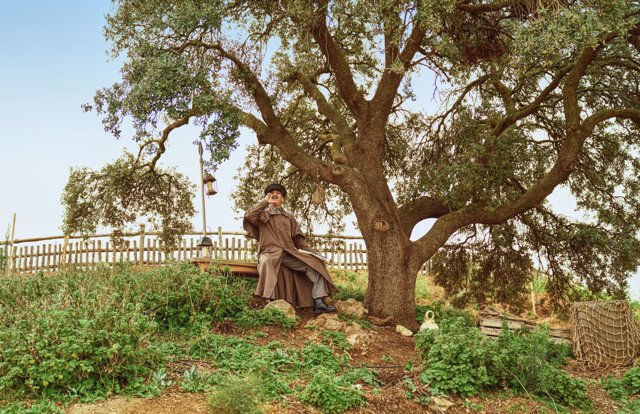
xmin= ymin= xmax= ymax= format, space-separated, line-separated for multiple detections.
xmin=61 ymin=151 xmax=195 ymax=249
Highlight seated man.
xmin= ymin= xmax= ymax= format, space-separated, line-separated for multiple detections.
xmin=243 ymin=183 xmax=337 ymax=314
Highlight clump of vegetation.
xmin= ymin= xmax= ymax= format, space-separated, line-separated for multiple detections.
xmin=207 ymin=375 xmax=265 ymax=414
xmin=331 ymin=270 xmax=367 ymax=302
xmin=415 ymin=316 xmax=495 ymax=396
xmin=603 ymin=366 xmax=640 ymax=412
xmin=298 ymin=367 xmax=366 ymax=414
xmin=0 ymin=272 xmax=164 ymax=401
xmin=415 ymin=310 xmax=591 ymax=410
xmin=629 ymin=300 xmax=640 ymax=323
xmin=0 ymin=263 xmax=301 ymax=406
xmin=0 ymin=399 xmax=65 ymax=414
xmin=234 ymin=307 xmax=297 ymax=330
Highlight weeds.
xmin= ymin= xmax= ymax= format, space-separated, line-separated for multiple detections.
xmin=207 ymin=375 xmax=265 ymax=414
xmin=603 ymin=366 xmax=640 ymax=412
xmin=331 ymin=270 xmax=367 ymax=302
xmin=298 ymin=367 xmax=366 ymax=414
xmin=234 ymin=307 xmax=297 ymax=330
xmin=415 ymin=312 xmax=591 ymax=410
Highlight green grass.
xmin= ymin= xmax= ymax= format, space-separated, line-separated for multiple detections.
xmin=0 ymin=263 xmax=377 ymax=413
xmin=0 ymin=263 xmax=605 ymax=414
xmin=330 ymin=269 xmax=436 ymax=303
xmin=629 ymin=300 xmax=640 ymax=323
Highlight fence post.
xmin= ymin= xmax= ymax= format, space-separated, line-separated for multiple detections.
xmin=61 ymin=236 xmax=69 ymax=269
xmin=138 ymin=224 xmax=145 ymax=266
xmin=5 ymin=213 xmax=16 ymax=275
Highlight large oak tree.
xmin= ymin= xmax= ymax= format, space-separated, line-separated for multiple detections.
xmin=76 ymin=0 xmax=640 ymax=326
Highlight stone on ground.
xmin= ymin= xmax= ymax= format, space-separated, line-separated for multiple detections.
xmin=335 ymin=298 xmax=367 ymax=318
xmin=395 ymin=324 xmax=413 ymax=337
xmin=264 ymin=299 xmax=296 ymax=321
xmin=305 ymin=313 xmax=372 ymax=351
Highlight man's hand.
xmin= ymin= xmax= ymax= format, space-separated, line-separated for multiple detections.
xmin=264 ymin=194 xmax=274 ymax=204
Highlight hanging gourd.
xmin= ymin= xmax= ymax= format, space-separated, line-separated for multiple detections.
xmin=311 ymin=168 xmax=325 ymax=205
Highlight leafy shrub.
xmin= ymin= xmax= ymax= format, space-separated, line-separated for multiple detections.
xmin=298 ymin=367 xmax=365 ymax=414
xmin=118 ymin=262 xmax=253 ymax=330
xmin=537 ymin=366 xmax=591 ymax=410
xmin=300 ymin=343 xmax=343 ymax=372
xmin=491 ymin=326 xmax=588 ymax=409
xmin=331 ymin=270 xmax=366 ymax=302
xmin=604 ymin=366 xmax=640 ymax=401
xmin=0 ymin=263 xmax=259 ymax=403
xmin=415 ymin=302 xmax=475 ymax=326
xmin=0 ymin=302 xmax=163 ymax=400
xmin=415 ymin=317 xmax=495 ymax=396
xmin=492 ymin=326 xmax=571 ymax=390
xmin=415 ymin=312 xmax=591 ymax=410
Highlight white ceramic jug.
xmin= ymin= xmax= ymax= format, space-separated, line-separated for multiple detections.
xmin=419 ymin=310 xmax=439 ymax=331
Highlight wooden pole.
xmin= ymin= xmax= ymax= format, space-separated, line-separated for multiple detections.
xmin=61 ymin=236 xmax=69 ymax=269
xmin=5 ymin=213 xmax=16 ymax=275
xmin=530 ymin=280 xmax=537 ymax=317
xmin=198 ymin=142 xmax=208 ymax=239
xmin=138 ymin=224 xmax=145 ymax=266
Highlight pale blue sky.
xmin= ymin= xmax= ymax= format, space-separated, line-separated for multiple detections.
xmin=0 ymin=1 xmax=251 ymax=240
xmin=0 ymin=2 xmax=637 ymax=297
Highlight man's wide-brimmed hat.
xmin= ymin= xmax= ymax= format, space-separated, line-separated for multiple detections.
xmin=264 ymin=183 xmax=287 ymax=198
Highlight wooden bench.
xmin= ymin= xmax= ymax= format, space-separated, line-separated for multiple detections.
xmin=190 ymin=257 xmax=258 ymax=278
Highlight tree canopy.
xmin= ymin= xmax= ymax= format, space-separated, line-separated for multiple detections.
xmin=72 ymin=0 xmax=640 ymax=324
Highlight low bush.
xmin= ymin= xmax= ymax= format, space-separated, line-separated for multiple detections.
xmin=0 ymin=300 xmax=163 ymax=401
xmin=415 ymin=312 xmax=590 ymax=410
xmin=0 ymin=263 xmax=257 ymax=403
xmin=603 ymin=366 xmax=640 ymax=413
xmin=415 ymin=301 xmax=475 ymax=326
xmin=0 ymin=264 xmax=376 ymax=413
xmin=492 ymin=326 xmax=572 ymax=389
xmin=298 ymin=367 xmax=366 ymax=414
xmin=415 ymin=317 xmax=495 ymax=396
xmin=115 ymin=262 xmax=254 ymax=331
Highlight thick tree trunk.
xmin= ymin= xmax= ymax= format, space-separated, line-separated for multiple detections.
xmin=363 ymin=232 xmax=420 ymax=330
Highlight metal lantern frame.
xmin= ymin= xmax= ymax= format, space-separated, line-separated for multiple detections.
xmin=203 ymin=173 xmax=217 ymax=196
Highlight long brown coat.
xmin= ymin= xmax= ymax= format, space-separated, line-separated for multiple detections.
xmin=243 ymin=200 xmax=337 ymax=307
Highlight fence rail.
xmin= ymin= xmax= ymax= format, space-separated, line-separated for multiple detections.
xmin=2 ymin=226 xmax=383 ymax=275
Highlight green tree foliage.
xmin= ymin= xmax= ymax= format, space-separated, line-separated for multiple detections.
xmin=85 ymin=0 xmax=640 ymax=323
xmin=61 ymin=152 xmax=195 ymax=248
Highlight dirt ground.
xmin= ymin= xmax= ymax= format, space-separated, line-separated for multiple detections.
xmin=60 ymin=307 xmax=630 ymax=414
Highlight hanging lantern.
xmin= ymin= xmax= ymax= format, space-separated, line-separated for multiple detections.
xmin=203 ymin=173 xmax=218 ymax=196
xmin=196 ymin=236 xmax=214 ymax=258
